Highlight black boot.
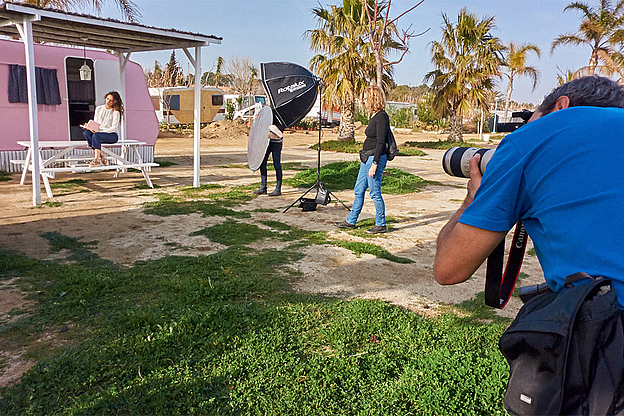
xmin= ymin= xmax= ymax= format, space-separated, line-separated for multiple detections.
xmin=253 ymin=186 xmax=267 ymax=195
xmin=254 ymin=177 xmax=268 ymax=195
xmin=268 ymin=181 xmax=282 ymax=196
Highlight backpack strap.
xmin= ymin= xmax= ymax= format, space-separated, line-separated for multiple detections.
xmin=485 ymin=222 xmax=528 ymax=309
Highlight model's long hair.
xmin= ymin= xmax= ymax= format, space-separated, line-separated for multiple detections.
xmin=106 ymin=91 xmax=124 ymax=119
xmin=363 ymin=85 xmax=386 ymax=114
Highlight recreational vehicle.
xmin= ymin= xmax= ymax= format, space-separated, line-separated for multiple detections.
xmin=149 ymin=86 xmax=225 ymax=124
xmin=0 ymin=38 xmax=158 ymax=172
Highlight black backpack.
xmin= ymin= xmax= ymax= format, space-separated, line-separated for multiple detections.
xmin=386 ymin=129 xmax=399 ymax=161
xmin=499 ymin=272 xmax=624 ymax=415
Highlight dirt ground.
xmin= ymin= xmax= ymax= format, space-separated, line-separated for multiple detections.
xmin=0 ymin=125 xmax=545 ymax=387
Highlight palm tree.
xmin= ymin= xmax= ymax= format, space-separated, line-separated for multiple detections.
xmin=551 ymin=0 xmax=624 ymax=79
xmin=556 ymin=66 xmax=578 ymax=85
xmin=214 ymin=57 xmax=225 ymax=87
xmin=19 ymin=0 xmax=140 ymax=21
xmin=425 ymin=8 xmax=504 ymax=142
xmin=502 ymin=42 xmax=541 ymax=121
xmin=307 ymin=0 xmax=375 ymax=141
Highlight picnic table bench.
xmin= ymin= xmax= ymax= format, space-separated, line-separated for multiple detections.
xmin=12 ymin=140 xmax=158 ymax=198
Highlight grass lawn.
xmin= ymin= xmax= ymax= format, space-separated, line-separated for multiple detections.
xmin=285 ymin=161 xmax=437 ymax=194
xmin=0 ymin=181 xmax=509 ymax=415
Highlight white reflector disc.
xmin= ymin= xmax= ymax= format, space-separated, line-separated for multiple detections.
xmin=247 ymin=106 xmax=273 ymax=171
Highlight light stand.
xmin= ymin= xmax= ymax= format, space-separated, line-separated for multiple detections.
xmin=283 ymin=80 xmax=350 ymax=213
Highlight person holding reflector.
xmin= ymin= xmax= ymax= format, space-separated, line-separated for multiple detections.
xmin=253 ymin=121 xmax=285 ymax=196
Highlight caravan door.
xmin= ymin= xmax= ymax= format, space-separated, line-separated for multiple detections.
xmin=94 ymin=60 xmax=121 ymax=105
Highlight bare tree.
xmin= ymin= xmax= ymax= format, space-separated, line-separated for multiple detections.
xmin=228 ymin=57 xmax=258 ymax=108
xmin=362 ymin=0 xmax=426 ymax=88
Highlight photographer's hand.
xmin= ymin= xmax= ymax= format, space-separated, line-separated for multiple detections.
xmin=466 ymin=154 xmax=483 ymax=203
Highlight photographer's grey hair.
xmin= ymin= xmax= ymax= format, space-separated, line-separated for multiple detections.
xmin=538 ymin=76 xmax=624 ymax=115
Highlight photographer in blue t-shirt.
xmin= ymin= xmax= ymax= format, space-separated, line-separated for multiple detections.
xmin=434 ymin=76 xmax=624 ymax=308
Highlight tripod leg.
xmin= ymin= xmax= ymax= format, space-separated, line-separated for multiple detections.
xmin=328 ymin=189 xmax=351 ymax=211
xmin=282 ymin=183 xmax=318 ymax=213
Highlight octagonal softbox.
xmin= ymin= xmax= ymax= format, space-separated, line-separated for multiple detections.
xmin=261 ymin=62 xmax=318 ymax=128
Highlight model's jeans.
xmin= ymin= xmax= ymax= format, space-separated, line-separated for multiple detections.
xmin=259 ymin=140 xmax=283 ymax=186
xmin=346 ymin=154 xmax=387 ymax=226
xmin=83 ymin=130 xmax=118 ymax=150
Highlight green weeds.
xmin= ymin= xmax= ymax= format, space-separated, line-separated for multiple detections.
xmin=0 ymin=170 xmax=12 ymax=181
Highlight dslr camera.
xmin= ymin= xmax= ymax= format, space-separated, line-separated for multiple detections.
xmin=442 ymin=110 xmax=533 ymax=178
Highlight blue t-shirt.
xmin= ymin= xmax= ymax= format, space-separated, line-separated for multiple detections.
xmin=460 ymin=106 xmax=624 ymax=306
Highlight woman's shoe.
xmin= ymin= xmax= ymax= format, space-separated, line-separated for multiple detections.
xmin=100 ymin=156 xmax=109 ymax=166
xmin=89 ymin=160 xmax=102 ymax=167
xmin=366 ymin=225 xmax=387 ymax=234
xmin=334 ymin=221 xmax=356 ymax=229
xmin=268 ymin=188 xmax=281 ymax=196
xmin=253 ymin=187 xmax=267 ymax=195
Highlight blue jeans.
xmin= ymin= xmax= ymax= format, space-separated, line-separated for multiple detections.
xmin=259 ymin=140 xmax=283 ymax=186
xmin=83 ymin=130 xmax=118 ymax=150
xmin=346 ymin=154 xmax=387 ymax=226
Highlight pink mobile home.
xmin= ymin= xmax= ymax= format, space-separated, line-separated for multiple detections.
xmin=0 ymin=38 xmax=158 ymax=171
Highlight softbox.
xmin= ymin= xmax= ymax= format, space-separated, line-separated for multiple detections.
xmin=261 ymin=62 xmax=318 ymax=128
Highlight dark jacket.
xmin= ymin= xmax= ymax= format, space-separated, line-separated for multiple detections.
xmin=362 ymin=110 xmax=389 ymax=163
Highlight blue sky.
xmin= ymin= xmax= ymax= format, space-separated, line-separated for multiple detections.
xmin=100 ymin=0 xmax=592 ymax=105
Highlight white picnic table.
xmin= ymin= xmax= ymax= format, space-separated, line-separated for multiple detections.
xmin=13 ymin=139 xmax=158 ymax=198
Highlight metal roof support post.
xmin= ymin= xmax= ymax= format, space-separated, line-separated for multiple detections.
xmin=184 ymin=46 xmax=202 ymax=187
xmin=16 ymin=19 xmax=42 ymax=205
xmin=117 ymin=52 xmax=131 ymax=142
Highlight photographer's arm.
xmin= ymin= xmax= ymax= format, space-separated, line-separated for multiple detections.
xmin=434 ymin=156 xmax=506 ymax=285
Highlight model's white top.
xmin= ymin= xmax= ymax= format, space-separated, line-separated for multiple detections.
xmin=94 ymin=105 xmax=121 ymax=134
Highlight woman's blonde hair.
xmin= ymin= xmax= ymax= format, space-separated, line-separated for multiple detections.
xmin=363 ymin=85 xmax=386 ymax=113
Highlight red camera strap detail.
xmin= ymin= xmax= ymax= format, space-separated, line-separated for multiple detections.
xmin=485 ymin=222 xmax=528 ymax=309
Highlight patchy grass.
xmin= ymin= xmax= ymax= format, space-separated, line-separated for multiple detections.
xmin=0 ymin=170 xmax=12 ymax=181
xmin=48 ymin=179 xmax=88 ymax=189
xmin=179 ymin=183 xmax=226 ymax=198
xmin=218 ymin=162 xmax=307 ymax=171
xmin=397 ymin=147 xmax=427 ymax=157
xmin=0 ymin=235 xmax=509 ymax=415
xmin=31 ymin=201 xmax=63 ymax=209
xmin=342 ymin=217 xmax=398 ymax=239
xmin=285 ymin=162 xmax=432 ymax=194
xmin=312 ymin=140 xmax=426 ymax=157
xmin=153 ymin=159 xmax=179 ymax=168
xmin=142 ymin=193 xmax=251 ymax=219
xmin=132 ymin=183 xmax=162 ymax=190
xmin=209 ymin=190 xmax=255 ymax=207
xmin=332 ymin=240 xmax=414 ymax=264
xmin=404 ymin=140 xmax=488 ymax=150
xmin=191 ymin=220 xmax=275 ymax=246
xmin=527 ymin=248 xmax=536 ymax=256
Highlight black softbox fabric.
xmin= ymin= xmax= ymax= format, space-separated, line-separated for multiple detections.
xmin=261 ymin=62 xmax=318 ymax=128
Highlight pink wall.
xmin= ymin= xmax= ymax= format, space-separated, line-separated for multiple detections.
xmin=0 ymin=39 xmax=158 ymax=151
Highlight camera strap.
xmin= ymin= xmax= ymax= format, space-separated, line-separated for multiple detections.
xmin=485 ymin=222 xmax=528 ymax=309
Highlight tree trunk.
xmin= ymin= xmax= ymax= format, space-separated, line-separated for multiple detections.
xmin=374 ymin=49 xmax=384 ymax=89
xmin=503 ymin=76 xmax=514 ymax=122
xmin=338 ymin=96 xmax=355 ymax=141
xmin=447 ymin=113 xmax=463 ymax=142
xmin=589 ymin=50 xmax=598 ymax=76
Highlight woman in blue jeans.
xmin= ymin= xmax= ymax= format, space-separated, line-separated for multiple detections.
xmin=81 ymin=91 xmax=123 ymax=166
xmin=335 ymin=85 xmax=389 ymax=234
